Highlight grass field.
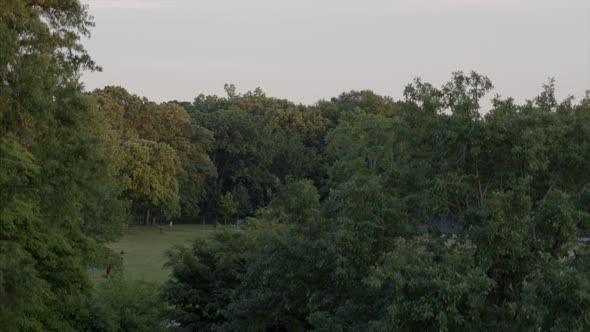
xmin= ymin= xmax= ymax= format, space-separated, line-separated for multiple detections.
xmin=103 ymin=224 xmax=216 ymax=284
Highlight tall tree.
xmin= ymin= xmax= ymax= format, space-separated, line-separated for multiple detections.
xmin=92 ymin=86 xmax=216 ymax=222
xmin=1 ymin=1 xmax=128 ymax=330
xmin=120 ymin=139 xmax=181 ymax=223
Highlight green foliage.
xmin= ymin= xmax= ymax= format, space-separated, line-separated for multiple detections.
xmin=223 ymin=232 xmax=336 ymax=332
xmin=521 ymin=246 xmax=590 ymax=331
xmin=0 ymin=242 xmax=61 ymax=331
xmin=318 ymin=90 xmax=400 ymax=124
xmin=366 ymin=237 xmax=494 ymax=332
xmin=182 ymin=85 xmax=329 ymax=221
xmin=76 ymin=276 xmax=167 ymax=332
xmin=3 ymin=3 xmax=590 ymax=327
xmin=535 ymin=190 xmax=580 ymax=255
xmin=257 ymin=178 xmax=321 ymax=226
xmin=219 ymin=192 xmax=238 ymax=223
xmin=92 ymin=86 xmax=216 ymax=222
xmin=0 ymin=135 xmax=40 ymax=242
xmin=164 ymin=73 xmax=590 ymax=331
xmin=162 ymin=231 xmax=249 ymax=331
xmin=196 ymin=109 xmax=278 ymax=215
xmin=0 ymin=1 xmax=130 ymax=330
xmin=120 ymin=139 xmax=181 ymax=219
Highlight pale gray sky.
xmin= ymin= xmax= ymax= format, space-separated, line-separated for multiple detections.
xmin=81 ymin=0 xmax=590 ymax=108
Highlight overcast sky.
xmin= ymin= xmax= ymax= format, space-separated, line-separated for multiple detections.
xmin=81 ymin=0 xmax=590 ymax=108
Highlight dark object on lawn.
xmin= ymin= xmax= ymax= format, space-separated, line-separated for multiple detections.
xmin=106 ymin=266 xmax=112 ymax=276
xmin=120 ymin=250 xmax=125 ymax=256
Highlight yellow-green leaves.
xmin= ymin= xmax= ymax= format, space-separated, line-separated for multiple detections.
xmin=120 ymin=139 xmax=181 ymax=219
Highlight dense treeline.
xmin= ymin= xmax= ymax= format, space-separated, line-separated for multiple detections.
xmin=163 ymin=74 xmax=590 ymax=331
xmin=1 ymin=1 xmax=589 ymax=331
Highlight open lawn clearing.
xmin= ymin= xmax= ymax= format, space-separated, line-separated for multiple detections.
xmin=100 ymin=224 xmax=216 ymax=284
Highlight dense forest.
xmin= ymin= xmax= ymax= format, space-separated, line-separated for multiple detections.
xmin=1 ymin=1 xmax=589 ymax=331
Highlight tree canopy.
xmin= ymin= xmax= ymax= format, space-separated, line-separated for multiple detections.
xmin=1 ymin=1 xmax=589 ymax=330
xmin=164 ymin=74 xmax=590 ymax=331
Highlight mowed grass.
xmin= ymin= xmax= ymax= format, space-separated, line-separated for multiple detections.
xmin=105 ymin=224 xmax=216 ymax=284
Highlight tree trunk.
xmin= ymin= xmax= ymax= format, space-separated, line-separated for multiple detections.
xmin=145 ymin=208 xmax=151 ymax=225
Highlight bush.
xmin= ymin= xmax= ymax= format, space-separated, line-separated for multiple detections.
xmin=78 ymin=276 xmax=167 ymax=332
